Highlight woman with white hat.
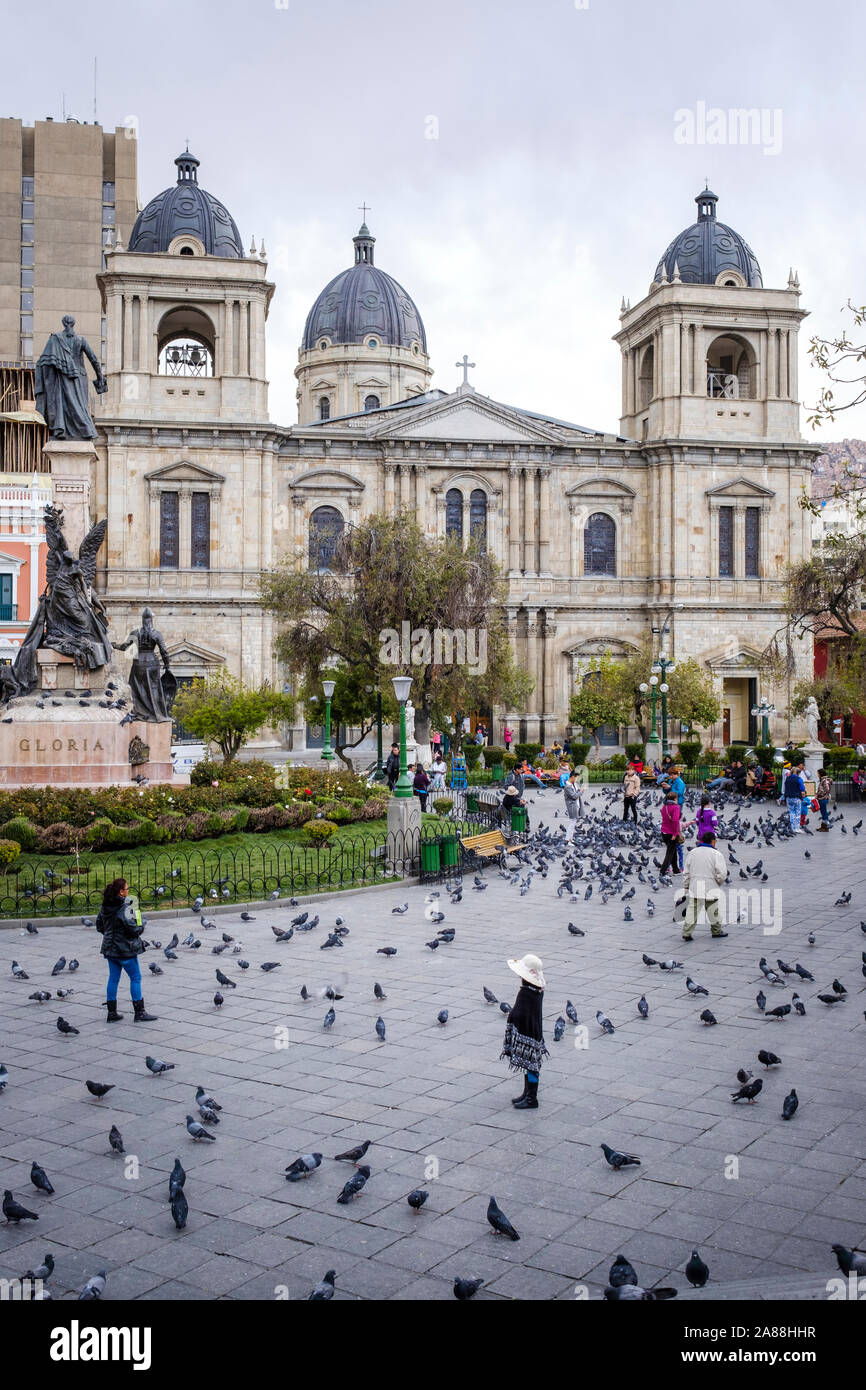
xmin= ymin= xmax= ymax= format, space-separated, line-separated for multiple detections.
xmin=500 ymin=954 xmax=549 ymax=1110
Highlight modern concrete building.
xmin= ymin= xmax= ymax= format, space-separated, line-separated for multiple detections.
xmin=0 ymin=117 xmax=138 ymax=367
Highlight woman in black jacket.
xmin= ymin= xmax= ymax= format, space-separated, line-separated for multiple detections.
xmin=96 ymin=877 xmax=156 ymax=1022
xmin=500 ymin=953 xmax=548 ymax=1109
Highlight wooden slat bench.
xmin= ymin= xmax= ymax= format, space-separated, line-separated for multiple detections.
xmin=459 ymin=828 xmax=522 ymax=864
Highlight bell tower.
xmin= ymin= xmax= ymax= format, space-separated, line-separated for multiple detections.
xmin=614 ymin=189 xmax=807 ymax=443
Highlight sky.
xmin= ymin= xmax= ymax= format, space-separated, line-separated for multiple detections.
xmin=7 ymin=0 xmax=866 ymax=440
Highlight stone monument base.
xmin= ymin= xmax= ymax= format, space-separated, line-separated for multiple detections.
xmin=0 ymin=650 xmax=180 ymax=788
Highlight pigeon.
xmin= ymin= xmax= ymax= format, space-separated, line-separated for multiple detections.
xmin=24 ymin=922 xmax=38 ymax=936
xmin=567 ymin=921 xmax=585 ymax=938
xmin=185 ymin=1115 xmax=216 ymax=1141
xmin=792 ymin=993 xmax=806 ymax=1016
xmin=323 ymin=1007 xmax=336 ymax=1030
xmin=832 ymin=978 xmax=847 ymax=996
xmin=377 ymin=947 xmax=397 ymax=957
xmin=309 ymin=1270 xmax=336 ymax=1300
xmin=240 ymin=912 xmax=256 ymax=922
xmin=285 ymin=1153 xmax=323 ymax=1182
xmin=758 ymin=1050 xmax=781 ymax=1068
xmin=807 ymin=932 xmax=816 ymax=946
xmin=30 ymin=1162 xmax=54 ymax=1195
xmin=260 ymin=962 xmax=281 ymax=972
xmin=50 ymin=957 xmax=67 ymax=976
xmin=603 ymin=1283 xmax=678 ymax=1301
xmin=170 ymin=1188 xmax=189 ymax=1229
xmin=148 ymin=962 xmax=163 ymax=976
xmin=146 ymin=1056 xmax=175 ymax=1075
xmin=407 ymin=1189 xmax=429 ymax=1211
xmin=323 ymin=986 xmax=343 ymax=1001
xmin=215 ymin=969 xmax=236 ymax=989
xmin=686 ymin=977 xmax=709 ymax=997
xmin=0 ymin=1063 xmax=7 ymax=1093
xmin=453 ymin=1277 xmax=484 ymax=1300
xmin=334 ymin=1140 xmax=371 ymax=1165
xmin=375 ymin=1017 xmax=386 ymax=1042
xmin=86 ymin=1080 xmax=114 ymax=1100
xmin=11 ymin=961 xmax=29 ymax=980
xmin=553 ymin=1017 xmax=566 ymax=1042
xmin=109 ymin=1125 xmax=125 ymax=1155
xmin=596 ymin=1010 xmax=615 ymax=1035
xmin=794 ymin=963 xmax=814 ymax=982
xmin=659 ymin=960 xmax=684 ymax=972
xmin=637 ymin=995 xmax=649 ymax=1019
xmin=437 ymin=1009 xmax=449 ymax=1025
xmin=600 ymin=1143 xmax=641 ymax=1170
xmin=565 ymin=1000 xmax=579 ymax=1025
xmin=608 ymin=1253 xmax=638 ymax=1288
xmin=291 ymin=911 xmax=309 ymax=927
xmin=23 ymin=1253 xmax=54 ymax=1283
xmin=169 ymin=1159 xmax=186 ymax=1200
xmin=834 ymin=891 xmax=851 ymax=906
xmin=213 ymin=992 xmax=224 ymax=1008
xmin=817 ymin=993 xmax=845 ymax=1005
xmin=391 ymin=903 xmax=409 ymax=915
xmin=499 ymin=1001 xmax=511 ymax=1014
xmin=832 ymin=1245 xmax=866 ymax=1277
xmin=642 ymin=954 xmax=658 ymax=968
xmin=56 ymin=1017 xmax=78 ymax=1036
xmin=78 ymin=1271 xmax=106 ymax=1301
xmin=486 ymin=1195 xmax=520 ymax=1240
xmin=337 ymin=1165 xmax=371 ymax=1203
xmin=756 ymin=990 xmax=766 ymax=1013
xmin=686 ymin=1250 xmax=709 ymax=1288
xmin=731 ymin=1078 xmax=763 ymax=1103
xmin=781 ymin=1088 xmax=799 ymax=1121
xmin=425 ymin=939 xmax=440 ymax=951
xmin=371 ymin=982 xmax=386 ymax=1000
xmin=699 ymin=1009 xmax=718 ymax=1026
xmin=3 ymin=1190 xmax=39 ymax=1223
xmin=765 ymin=1003 xmax=791 ymax=1020
xmin=483 ymin=987 xmax=498 ymax=1004
xmin=29 ymin=991 xmax=51 ymax=1003
xmin=736 ymin=1068 xmax=753 ymax=1085
xmin=195 ymin=1087 xmax=221 ymax=1112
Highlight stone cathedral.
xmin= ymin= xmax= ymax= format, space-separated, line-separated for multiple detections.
xmin=91 ymin=154 xmax=817 ymax=750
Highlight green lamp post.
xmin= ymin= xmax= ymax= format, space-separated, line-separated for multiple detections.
xmin=651 ymin=653 xmax=676 ymax=757
xmin=640 ymin=677 xmax=660 ymax=749
xmin=751 ymin=697 xmax=776 ymax=747
xmin=320 ymin=679 xmax=336 ymax=761
xmin=391 ymin=674 xmax=413 ymax=798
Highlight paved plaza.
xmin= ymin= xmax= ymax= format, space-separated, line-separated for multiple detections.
xmin=1 ymin=788 xmax=864 ymax=1302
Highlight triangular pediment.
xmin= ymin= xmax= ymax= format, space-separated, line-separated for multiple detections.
xmin=701 ymin=639 xmax=765 ymax=669
xmin=290 ymin=468 xmax=364 ymax=492
xmin=145 ymin=460 xmax=226 ymax=485
xmin=705 ymin=477 xmax=775 ymax=500
xmin=566 ymin=477 xmax=637 ymax=500
xmin=166 ymin=640 xmax=226 ymax=668
xmin=366 ymin=390 xmax=567 ymax=443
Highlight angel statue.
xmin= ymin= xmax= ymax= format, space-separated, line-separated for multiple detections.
xmin=0 ymin=504 xmax=111 ymax=700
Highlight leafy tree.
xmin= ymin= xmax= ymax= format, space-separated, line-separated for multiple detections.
xmin=666 ymin=658 xmax=721 ymax=731
xmin=260 ymin=512 xmax=532 ymax=763
xmin=172 ymin=671 xmax=295 ymax=766
xmin=597 ymin=647 xmax=720 ymax=741
xmin=790 ymin=671 xmax=860 ymax=734
xmin=568 ymin=657 xmax=629 ymax=758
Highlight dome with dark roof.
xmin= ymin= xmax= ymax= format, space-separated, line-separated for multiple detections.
xmin=302 ymin=225 xmax=427 ymax=351
xmin=654 ymin=189 xmax=762 ymax=288
xmin=128 ymin=150 xmax=244 ymax=258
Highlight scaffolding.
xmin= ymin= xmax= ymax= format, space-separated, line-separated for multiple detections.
xmin=0 ymin=362 xmax=49 ymax=472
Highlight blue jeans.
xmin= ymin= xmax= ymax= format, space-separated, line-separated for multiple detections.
xmin=786 ymin=797 xmax=801 ymax=832
xmin=106 ymin=956 xmax=142 ymax=1002
xmin=818 ymin=797 xmax=829 ymax=824
xmin=524 ymin=774 xmax=545 ymax=789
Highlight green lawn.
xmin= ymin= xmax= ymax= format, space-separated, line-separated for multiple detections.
xmin=2 ymin=813 xmax=463 ymax=918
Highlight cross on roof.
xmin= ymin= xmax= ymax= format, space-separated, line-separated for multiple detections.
xmin=456 ymin=353 xmax=475 ymax=385
xmin=358 ymin=202 xmax=371 ymax=222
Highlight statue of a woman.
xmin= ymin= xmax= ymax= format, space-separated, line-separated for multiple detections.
xmin=805 ymin=696 xmax=820 ymax=744
xmin=113 ymin=608 xmax=175 ymax=722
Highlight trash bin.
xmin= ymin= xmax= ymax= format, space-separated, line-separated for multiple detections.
xmin=440 ymin=834 xmax=459 ymax=868
xmin=511 ymin=806 xmax=527 ymax=833
xmin=421 ymin=839 xmax=441 ymax=875
xmin=466 ymin=793 xmax=479 ymax=814
xmin=491 ymin=764 xmax=504 ymax=782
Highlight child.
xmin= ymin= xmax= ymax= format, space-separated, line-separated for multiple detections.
xmin=501 ymin=954 xmax=549 ymax=1110
xmin=688 ymin=794 xmax=719 ymax=842
xmin=660 ymin=792 xmax=682 ymax=876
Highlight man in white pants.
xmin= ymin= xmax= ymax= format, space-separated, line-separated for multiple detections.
xmin=682 ymin=832 xmax=729 ymax=941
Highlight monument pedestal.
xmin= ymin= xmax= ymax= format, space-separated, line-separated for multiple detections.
xmin=387 ymin=795 xmax=421 ymax=871
xmin=802 ymin=741 xmax=825 ymax=785
xmin=43 ymin=439 xmax=98 ymax=557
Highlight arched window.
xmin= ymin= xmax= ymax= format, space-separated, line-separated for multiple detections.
xmin=469 ymin=489 xmax=487 ymax=549
xmin=159 ymin=336 xmax=213 ymax=376
xmin=638 ymin=345 xmax=654 ymax=410
xmin=309 ymin=506 xmax=344 ymax=572
xmin=706 ymin=334 xmax=755 ymax=399
xmin=584 ymin=513 xmax=616 ymax=576
xmin=319 ymin=396 xmax=331 ymax=421
xmin=364 ymin=394 xmax=380 ymax=412
xmin=445 ymin=488 xmax=463 ymax=541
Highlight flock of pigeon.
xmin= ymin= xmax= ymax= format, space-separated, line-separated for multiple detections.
xmin=1 ymin=778 xmax=864 ymax=1301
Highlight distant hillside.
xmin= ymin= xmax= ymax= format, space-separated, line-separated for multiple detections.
xmin=811 ymin=439 xmax=866 ymax=499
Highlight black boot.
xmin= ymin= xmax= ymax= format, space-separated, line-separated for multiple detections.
xmin=105 ymin=1000 xmax=123 ymax=1023
xmin=513 ymin=1078 xmax=539 ymax=1109
xmin=511 ymin=1075 xmax=530 ymax=1106
xmin=133 ymin=998 xmax=157 ymax=1022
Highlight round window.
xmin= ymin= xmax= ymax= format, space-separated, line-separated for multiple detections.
xmin=368 ymin=338 xmax=378 ymax=348
xmin=319 ymin=339 xmax=328 ymax=350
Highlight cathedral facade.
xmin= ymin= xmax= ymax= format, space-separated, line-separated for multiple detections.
xmin=91 ymin=155 xmax=817 ymax=750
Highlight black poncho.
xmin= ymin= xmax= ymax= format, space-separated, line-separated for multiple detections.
xmin=500 ymin=980 xmax=549 ymax=1073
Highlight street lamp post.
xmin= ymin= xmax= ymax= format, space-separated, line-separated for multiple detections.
xmin=366 ymin=684 xmax=385 ymax=781
xmin=391 ymin=675 xmax=413 ymax=798
xmin=640 ymin=677 xmax=660 ymax=751
xmin=751 ymin=697 xmax=776 ymax=747
xmin=651 ymin=653 xmax=676 ymax=758
xmin=320 ymin=680 xmax=336 ymax=761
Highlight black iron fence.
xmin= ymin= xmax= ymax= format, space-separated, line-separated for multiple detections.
xmin=0 ymin=817 xmax=499 ymax=919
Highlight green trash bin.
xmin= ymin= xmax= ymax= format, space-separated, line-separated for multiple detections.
xmin=421 ymin=839 xmax=441 ymax=875
xmin=440 ymin=834 xmax=459 ymax=868
xmin=511 ymin=806 xmax=527 ymax=833
xmin=491 ymin=764 xmax=504 ymax=782
xmin=466 ymin=793 xmax=479 ymax=814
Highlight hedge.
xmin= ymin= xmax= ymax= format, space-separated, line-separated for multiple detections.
xmin=569 ymin=743 xmax=591 ymax=766
xmin=0 ymin=839 xmax=21 ymax=870
xmin=514 ymin=743 xmax=543 ymax=764
xmin=305 ymin=819 xmax=338 ymax=845
xmin=677 ymin=740 xmax=703 ymax=769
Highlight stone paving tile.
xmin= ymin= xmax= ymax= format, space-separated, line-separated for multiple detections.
xmin=1 ymin=787 xmax=864 ymax=1300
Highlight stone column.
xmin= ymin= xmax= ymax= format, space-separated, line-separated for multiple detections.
xmin=179 ymin=487 xmax=192 ymax=569
xmin=524 ymin=469 xmax=537 ymax=574
xmin=508 ymin=465 xmax=521 ymax=572
xmin=733 ymin=503 xmax=746 ymax=580
xmin=526 ymin=610 xmax=538 ymax=714
xmin=223 ymin=298 xmax=234 ymax=377
xmin=44 ymin=440 xmax=98 ymax=557
xmin=538 ymin=466 xmax=551 ymax=574
xmin=384 ymin=463 xmax=396 ymax=513
xmin=138 ymin=294 xmax=150 ymax=374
